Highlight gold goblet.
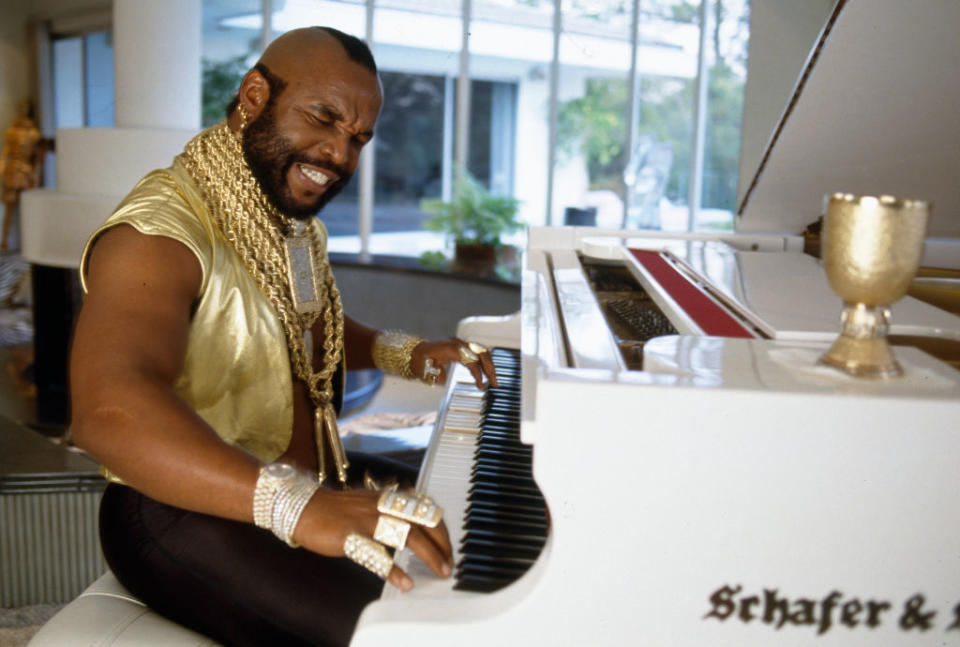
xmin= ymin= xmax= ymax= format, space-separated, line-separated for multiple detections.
xmin=818 ymin=193 xmax=930 ymax=378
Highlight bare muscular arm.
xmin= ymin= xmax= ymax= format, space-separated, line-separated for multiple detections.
xmin=71 ymin=224 xmax=260 ymax=520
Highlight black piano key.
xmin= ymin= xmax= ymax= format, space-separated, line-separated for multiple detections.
xmin=454 ymin=573 xmax=513 ymax=593
xmin=463 ymin=527 xmax=546 ymax=548
xmin=465 ymin=514 xmax=548 ymax=536
xmin=471 ymin=461 xmax=534 ymax=480
xmin=456 ymin=561 xmax=527 ymax=581
xmin=471 ymin=469 xmax=536 ymax=488
xmin=474 ymin=447 xmax=532 ymax=463
xmin=468 ymin=485 xmax=543 ymax=503
xmin=476 ymin=435 xmax=526 ymax=447
xmin=477 ymin=426 xmax=521 ymax=438
xmin=469 ymin=489 xmax=542 ymax=505
xmin=460 ymin=538 xmax=542 ymax=562
xmin=458 ymin=549 xmax=537 ymax=570
xmin=476 ymin=439 xmax=529 ymax=454
xmin=481 ymin=419 xmax=520 ymax=430
xmin=468 ymin=490 xmax=545 ymax=514
xmin=465 ymin=501 xmax=547 ymax=524
xmin=468 ymin=477 xmax=541 ymax=494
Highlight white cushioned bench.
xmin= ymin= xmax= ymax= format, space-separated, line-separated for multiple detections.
xmin=28 ymin=572 xmax=222 ymax=647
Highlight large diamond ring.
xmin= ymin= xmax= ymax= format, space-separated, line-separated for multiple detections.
xmin=344 ymin=533 xmax=393 ymax=579
xmin=467 ymin=342 xmax=489 ymax=355
xmin=457 ymin=345 xmax=480 ymax=365
xmin=377 ymin=486 xmax=443 ymax=528
xmin=374 ymin=514 xmax=412 ymax=550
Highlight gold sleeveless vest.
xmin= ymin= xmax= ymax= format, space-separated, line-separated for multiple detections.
xmin=80 ymin=158 xmax=333 ymax=465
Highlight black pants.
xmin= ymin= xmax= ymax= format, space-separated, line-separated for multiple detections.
xmin=99 ymin=453 xmax=418 ymax=647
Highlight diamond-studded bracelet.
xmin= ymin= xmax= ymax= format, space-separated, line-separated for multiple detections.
xmin=253 ymin=463 xmax=320 ymax=547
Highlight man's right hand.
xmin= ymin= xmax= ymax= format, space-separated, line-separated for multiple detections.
xmin=293 ymin=487 xmax=454 ymax=591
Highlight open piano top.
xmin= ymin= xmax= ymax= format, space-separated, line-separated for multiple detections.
xmin=353 ymin=0 xmax=960 ymax=644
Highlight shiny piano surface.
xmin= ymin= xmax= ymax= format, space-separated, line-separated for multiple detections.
xmin=353 ymin=0 xmax=960 ymax=640
xmin=352 ymin=227 xmax=960 ymax=646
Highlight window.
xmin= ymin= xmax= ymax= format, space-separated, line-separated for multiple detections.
xmin=700 ymin=0 xmax=749 ymax=230
xmin=48 ymin=29 xmax=115 ymax=186
xmin=52 ymin=31 xmax=114 ymax=129
xmin=203 ymin=0 xmax=751 ymax=254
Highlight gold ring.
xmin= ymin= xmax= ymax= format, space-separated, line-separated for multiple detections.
xmin=343 ymin=533 xmax=393 ymax=579
xmin=374 ymin=514 xmax=412 ymax=550
xmin=467 ymin=342 xmax=489 ymax=355
xmin=457 ymin=345 xmax=480 ymax=365
xmin=377 ymin=486 xmax=443 ymax=528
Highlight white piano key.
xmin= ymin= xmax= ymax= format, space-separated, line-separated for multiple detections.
xmin=385 ymin=366 xmax=490 ymax=600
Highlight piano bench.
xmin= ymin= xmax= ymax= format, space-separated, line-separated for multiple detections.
xmin=28 ymin=572 xmax=222 ymax=647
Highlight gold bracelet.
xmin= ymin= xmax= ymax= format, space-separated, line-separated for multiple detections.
xmin=371 ymin=331 xmax=425 ymax=379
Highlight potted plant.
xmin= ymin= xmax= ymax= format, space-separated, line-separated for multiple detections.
xmin=421 ymin=167 xmax=522 ymax=274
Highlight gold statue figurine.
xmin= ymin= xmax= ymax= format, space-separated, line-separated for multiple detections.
xmin=0 ymin=101 xmax=52 ymax=251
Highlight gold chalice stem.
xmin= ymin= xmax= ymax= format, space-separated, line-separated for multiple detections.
xmin=819 ymin=302 xmax=901 ymax=378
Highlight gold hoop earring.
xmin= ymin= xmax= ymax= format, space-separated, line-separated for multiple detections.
xmin=237 ymin=103 xmax=249 ymax=131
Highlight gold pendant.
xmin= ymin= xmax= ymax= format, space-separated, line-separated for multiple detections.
xmin=322 ymin=403 xmax=350 ymax=485
xmin=284 ymin=235 xmax=321 ymax=314
xmin=314 ymin=406 xmax=327 ymax=485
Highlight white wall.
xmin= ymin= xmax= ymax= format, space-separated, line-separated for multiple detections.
xmin=736 ymin=0 xmax=836 ymax=206
xmin=0 ymin=1 xmax=33 ymax=130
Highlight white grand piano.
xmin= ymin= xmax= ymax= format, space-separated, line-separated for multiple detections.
xmin=352 ymin=1 xmax=960 ymax=645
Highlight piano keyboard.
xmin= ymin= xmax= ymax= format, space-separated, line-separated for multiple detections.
xmin=391 ymin=347 xmax=547 ymax=598
xmin=455 ymin=348 xmax=547 ymax=593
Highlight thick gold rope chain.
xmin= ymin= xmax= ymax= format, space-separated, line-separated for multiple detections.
xmin=178 ymin=122 xmax=344 ymax=409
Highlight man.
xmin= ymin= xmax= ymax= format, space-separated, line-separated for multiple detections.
xmin=70 ymin=27 xmax=496 ymax=647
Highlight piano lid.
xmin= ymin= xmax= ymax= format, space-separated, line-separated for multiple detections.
xmin=737 ymin=0 xmax=960 ymax=239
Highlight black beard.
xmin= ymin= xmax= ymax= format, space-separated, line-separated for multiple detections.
xmin=241 ymin=99 xmax=351 ymax=221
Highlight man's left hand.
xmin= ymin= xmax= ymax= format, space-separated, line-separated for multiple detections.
xmin=410 ymin=339 xmax=498 ymax=390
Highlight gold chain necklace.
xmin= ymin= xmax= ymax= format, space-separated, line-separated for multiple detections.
xmin=178 ymin=121 xmax=349 ymax=485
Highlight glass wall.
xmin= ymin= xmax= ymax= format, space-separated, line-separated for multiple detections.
xmin=471 ymin=0 xmax=553 ymax=230
xmin=369 ymin=0 xmax=460 ymax=249
xmin=630 ymin=1 xmax=700 ymax=231
xmin=700 ymin=0 xmax=750 ymax=230
xmin=555 ymin=0 xmax=636 ymax=229
xmin=373 ymin=71 xmax=446 ymax=235
xmin=201 ymin=2 xmax=262 ymax=127
xmin=203 ymin=0 xmax=751 ymax=254
xmin=84 ymin=31 xmax=115 ymax=127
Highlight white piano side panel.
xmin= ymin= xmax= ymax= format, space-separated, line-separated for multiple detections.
xmin=354 ymin=341 xmax=960 ymax=646
xmin=525 ymin=367 xmax=960 ymax=646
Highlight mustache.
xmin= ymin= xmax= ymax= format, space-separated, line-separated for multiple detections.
xmin=289 ymin=155 xmax=350 ymax=182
